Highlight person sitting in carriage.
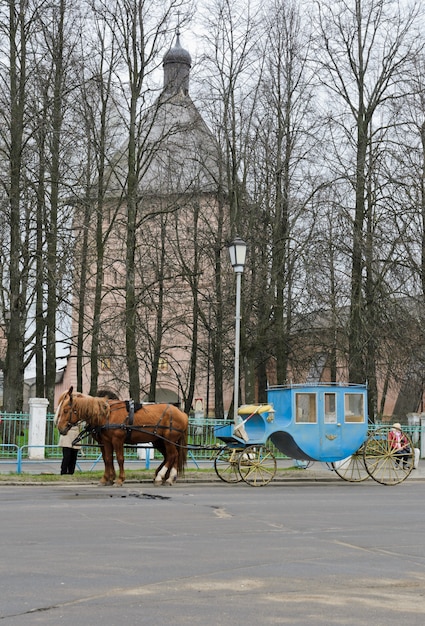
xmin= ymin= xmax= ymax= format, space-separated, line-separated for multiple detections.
xmin=389 ymin=423 xmax=411 ymax=469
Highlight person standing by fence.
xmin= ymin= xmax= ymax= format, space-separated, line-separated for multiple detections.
xmin=59 ymin=425 xmax=81 ymax=475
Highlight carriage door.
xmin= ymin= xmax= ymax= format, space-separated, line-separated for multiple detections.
xmin=321 ymin=392 xmax=342 ymax=459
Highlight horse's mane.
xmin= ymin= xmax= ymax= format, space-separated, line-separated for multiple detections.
xmin=72 ymin=392 xmax=110 ymax=426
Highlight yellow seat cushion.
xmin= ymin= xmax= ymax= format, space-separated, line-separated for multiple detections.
xmin=237 ymin=404 xmax=273 ymax=415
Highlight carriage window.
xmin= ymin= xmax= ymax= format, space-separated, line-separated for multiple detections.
xmin=295 ymin=393 xmax=317 ymax=423
xmin=324 ymin=393 xmax=337 ymax=423
xmin=344 ymin=393 xmax=364 ymax=423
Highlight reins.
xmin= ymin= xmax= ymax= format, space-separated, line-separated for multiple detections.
xmin=73 ymin=423 xmax=191 ymax=449
xmin=72 ymin=422 xmax=224 ymax=453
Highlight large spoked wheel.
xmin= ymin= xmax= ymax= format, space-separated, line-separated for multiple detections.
xmin=363 ymin=427 xmax=414 ymax=485
xmin=214 ymin=448 xmax=243 ymax=483
xmin=332 ymin=445 xmax=369 ymax=482
xmin=237 ymin=445 xmax=277 ymax=487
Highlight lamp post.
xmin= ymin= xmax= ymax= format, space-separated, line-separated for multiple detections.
xmin=228 ymin=236 xmax=247 ymax=427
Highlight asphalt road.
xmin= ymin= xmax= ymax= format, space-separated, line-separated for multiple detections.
xmin=1 ymin=481 xmax=425 ymax=625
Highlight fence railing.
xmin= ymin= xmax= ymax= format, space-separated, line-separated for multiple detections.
xmin=0 ymin=412 xmax=423 ymax=474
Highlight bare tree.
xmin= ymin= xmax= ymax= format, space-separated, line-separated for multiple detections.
xmin=0 ymin=0 xmax=33 ymax=410
xmin=74 ymin=5 xmax=123 ymax=395
xmin=198 ymin=0 xmax=264 ymax=409
xmin=315 ymin=0 xmax=421 ymax=416
xmin=255 ymin=0 xmax=321 ymax=387
xmin=101 ymin=0 xmax=191 ymax=402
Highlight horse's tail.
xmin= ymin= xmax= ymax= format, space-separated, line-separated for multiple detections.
xmin=177 ymin=423 xmax=188 ymax=477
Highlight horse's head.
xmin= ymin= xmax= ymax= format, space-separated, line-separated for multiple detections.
xmin=55 ymin=387 xmax=111 ymax=434
xmin=54 ymin=386 xmax=79 ymax=435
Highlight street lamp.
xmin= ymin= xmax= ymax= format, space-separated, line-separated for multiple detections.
xmin=228 ymin=236 xmax=247 ymax=428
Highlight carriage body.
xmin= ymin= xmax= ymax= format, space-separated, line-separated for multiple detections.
xmin=267 ymin=383 xmax=368 ymax=462
xmin=215 ymin=383 xmax=368 ymax=463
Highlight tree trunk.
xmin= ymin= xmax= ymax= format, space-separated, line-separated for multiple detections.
xmin=45 ymin=0 xmax=66 ymax=409
xmin=3 ymin=0 xmax=26 ymax=411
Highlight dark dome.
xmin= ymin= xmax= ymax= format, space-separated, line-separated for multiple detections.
xmin=162 ymin=33 xmax=191 ymax=96
xmin=163 ymin=34 xmax=192 ymax=67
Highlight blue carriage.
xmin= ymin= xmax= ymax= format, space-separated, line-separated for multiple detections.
xmin=214 ymin=383 xmax=414 ymax=486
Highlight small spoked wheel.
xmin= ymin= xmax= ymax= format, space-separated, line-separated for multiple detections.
xmin=214 ymin=448 xmax=243 ymax=483
xmin=363 ymin=427 xmax=414 ymax=485
xmin=237 ymin=445 xmax=277 ymax=486
xmin=332 ymin=445 xmax=369 ymax=482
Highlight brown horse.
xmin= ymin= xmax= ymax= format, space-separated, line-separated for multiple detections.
xmin=55 ymin=387 xmax=188 ymax=486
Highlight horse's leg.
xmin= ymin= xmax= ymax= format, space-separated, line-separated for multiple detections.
xmin=113 ymin=437 xmax=126 ymax=486
xmin=153 ymin=441 xmax=166 ymax=485
xmin=157 ymin=441 xmax=178 ymax=486
xmin=100 ymin=438 xmax=115 ymax=486
xmin=153 ymin=459 xmax=166 ymax=485
xmin=165 ymin=445 xmax=178 ymax=485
